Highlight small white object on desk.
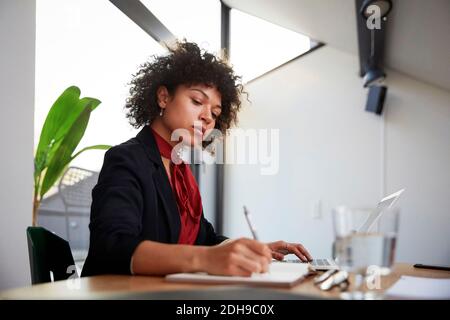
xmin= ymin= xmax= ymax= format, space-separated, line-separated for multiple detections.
xmin=165 ymin=262 xmax=310 ymax=288
xmin=385 ymin=276 xmax=450 ymax=299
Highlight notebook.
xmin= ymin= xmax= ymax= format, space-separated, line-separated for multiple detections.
xmin=165 ymin=261 xmax=310 ymax=288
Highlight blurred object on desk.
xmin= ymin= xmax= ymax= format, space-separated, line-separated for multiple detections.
xmin=385 ymin=276 xmax=450 ymax=300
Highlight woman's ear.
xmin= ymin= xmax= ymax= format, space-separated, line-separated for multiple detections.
xmin=156 ymin=86 xmax=169 ymax=108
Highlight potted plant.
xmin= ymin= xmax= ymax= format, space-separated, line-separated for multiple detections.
xmin=33 ymin=86 xmax=111 ymax=226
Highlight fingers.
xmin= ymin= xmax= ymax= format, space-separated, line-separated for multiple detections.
xmin=213 ymin=239 xmax=312 ymax=277
xmin=230 ymin=252 xmax=266 ymax=275
xmin=235 ymin=242 xmax=270 ymax=273
xmin=289 ymin=244 xmax=308 ymax=262
xmin=297 ymin=244 xmax=313 ymax=261
xmin=228 ymin=263 xmax=266 ymax=277
xmin=239 ymin=238 xmax=272 ymax=260
xmin=271 ymin=251 xmax=285 ymax=261
xmin=268 ymin=241 xmax=313 ymax=262
xmin=267 ymin=241 xmax=289 ymax=255
xmin=287 ymin=243 xmax=312 ymax=262
xmin=223 ymin=238 xmax=272 ymax=275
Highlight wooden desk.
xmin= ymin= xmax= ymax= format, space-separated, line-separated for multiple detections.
xmin=1 ymin=263 xmax=449 ymax=300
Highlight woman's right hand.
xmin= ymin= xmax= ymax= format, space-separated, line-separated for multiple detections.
xmin=200 ymin=238 xmax=272 ymax=277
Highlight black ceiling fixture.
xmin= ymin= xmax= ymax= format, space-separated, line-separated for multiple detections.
xmin=356 ymin=0 xmax=393 ymax=115
xmin=363 ymin=67 xmax=386 ymax=88
xmin=109 ymin=0 xmax=176 ymax=46
xmin=360 ymin=0 xmax=393 ymax=19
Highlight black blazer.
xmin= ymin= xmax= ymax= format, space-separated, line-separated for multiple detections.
xmin=81 ymin=127 xmax=226 ymax=277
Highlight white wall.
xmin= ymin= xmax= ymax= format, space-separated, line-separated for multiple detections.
xmin=0 ymin=0 xmax=35 ymax=289
xmin=384 ymin=73 xmax=450 ymax=264
xmin=223 ymin=45 xmax=450 ymax=265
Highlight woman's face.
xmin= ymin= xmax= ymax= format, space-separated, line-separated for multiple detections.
xmin=156 ymin=84 xmax=222 ymax=147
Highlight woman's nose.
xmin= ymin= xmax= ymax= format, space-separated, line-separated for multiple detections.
xmin=200 ymin=106 xmax=213 ymax=124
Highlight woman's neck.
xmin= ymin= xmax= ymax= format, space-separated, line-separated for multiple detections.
xmin=150 ymin=120 xmax=177 ymax=147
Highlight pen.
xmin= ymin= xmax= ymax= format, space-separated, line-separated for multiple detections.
xmin=243 ymin=206 xmax=290 ymax=256
xmin=243 ymin=206 xmax=259 ymax=240
xmin=243 ymin=206 xmax=272 ymax=273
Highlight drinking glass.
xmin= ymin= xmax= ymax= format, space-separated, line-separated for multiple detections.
xmin=332 ymin=206 xmax=399 ymax=299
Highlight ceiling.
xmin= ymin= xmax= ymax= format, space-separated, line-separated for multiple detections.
xmin=223 ymin=0 xmax=450 ymax=91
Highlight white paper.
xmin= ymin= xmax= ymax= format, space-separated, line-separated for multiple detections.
xmin=385 ymin=276 xmax=450 ymax=299
xmin=165 ymin=262 xmax=309 ymax=288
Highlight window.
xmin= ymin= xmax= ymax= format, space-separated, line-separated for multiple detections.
xmin=230 ymin=9 xmax=314 ymax=83
xmin=35 ymin=0 xmax=164 ymax=172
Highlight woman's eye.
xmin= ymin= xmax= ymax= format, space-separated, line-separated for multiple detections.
xmin=192 ymin=99 xmax=202 ymax=106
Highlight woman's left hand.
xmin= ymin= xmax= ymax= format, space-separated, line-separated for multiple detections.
xmin=267 ymin=241 xmax=312 ymax=262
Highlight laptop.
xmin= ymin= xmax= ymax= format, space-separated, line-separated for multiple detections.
xmin=282 ymin=258 xmax=339 ymax=271
xmin=284 ymin=189 xmax=404 ymax=271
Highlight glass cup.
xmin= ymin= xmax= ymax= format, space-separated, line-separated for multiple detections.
xmin=332 ymin=206 xmax=400 ymax=299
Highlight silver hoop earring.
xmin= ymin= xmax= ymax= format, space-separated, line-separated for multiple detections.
xmin=159 ymin=108 xmax=164 ymax=116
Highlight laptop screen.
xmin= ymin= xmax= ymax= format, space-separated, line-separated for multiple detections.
xmin=358 ymin=189 xmax=404 ymax=232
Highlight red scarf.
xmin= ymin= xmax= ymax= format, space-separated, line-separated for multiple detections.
xmin=151 ymin=127 xmax=202 ymax=245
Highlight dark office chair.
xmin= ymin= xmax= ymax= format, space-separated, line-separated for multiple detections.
xmin=26 ymin=226 xmax=78 ymax=284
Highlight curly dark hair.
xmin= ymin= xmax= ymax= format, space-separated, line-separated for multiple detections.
xmin=125 ymin=40 xmax=245 ymax=139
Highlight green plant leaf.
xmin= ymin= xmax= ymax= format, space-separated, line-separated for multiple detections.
xmin=53 ymin=97 xmax=101 ymax=142
xmin=35 ymin=86 xmax=80 ymax=177
xmin=40 ymin=105 xmax=92 ymax=198
xmin=43 ymin=97 xmax=101 ymax=170
xmin=71 ymin=144 xmax=111 ymax=161
xmin=34 ymin=87 xmax=101 ymax=179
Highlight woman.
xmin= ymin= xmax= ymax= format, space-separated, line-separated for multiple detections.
xmin=82 ymin=41 xmax=312 ymax=277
